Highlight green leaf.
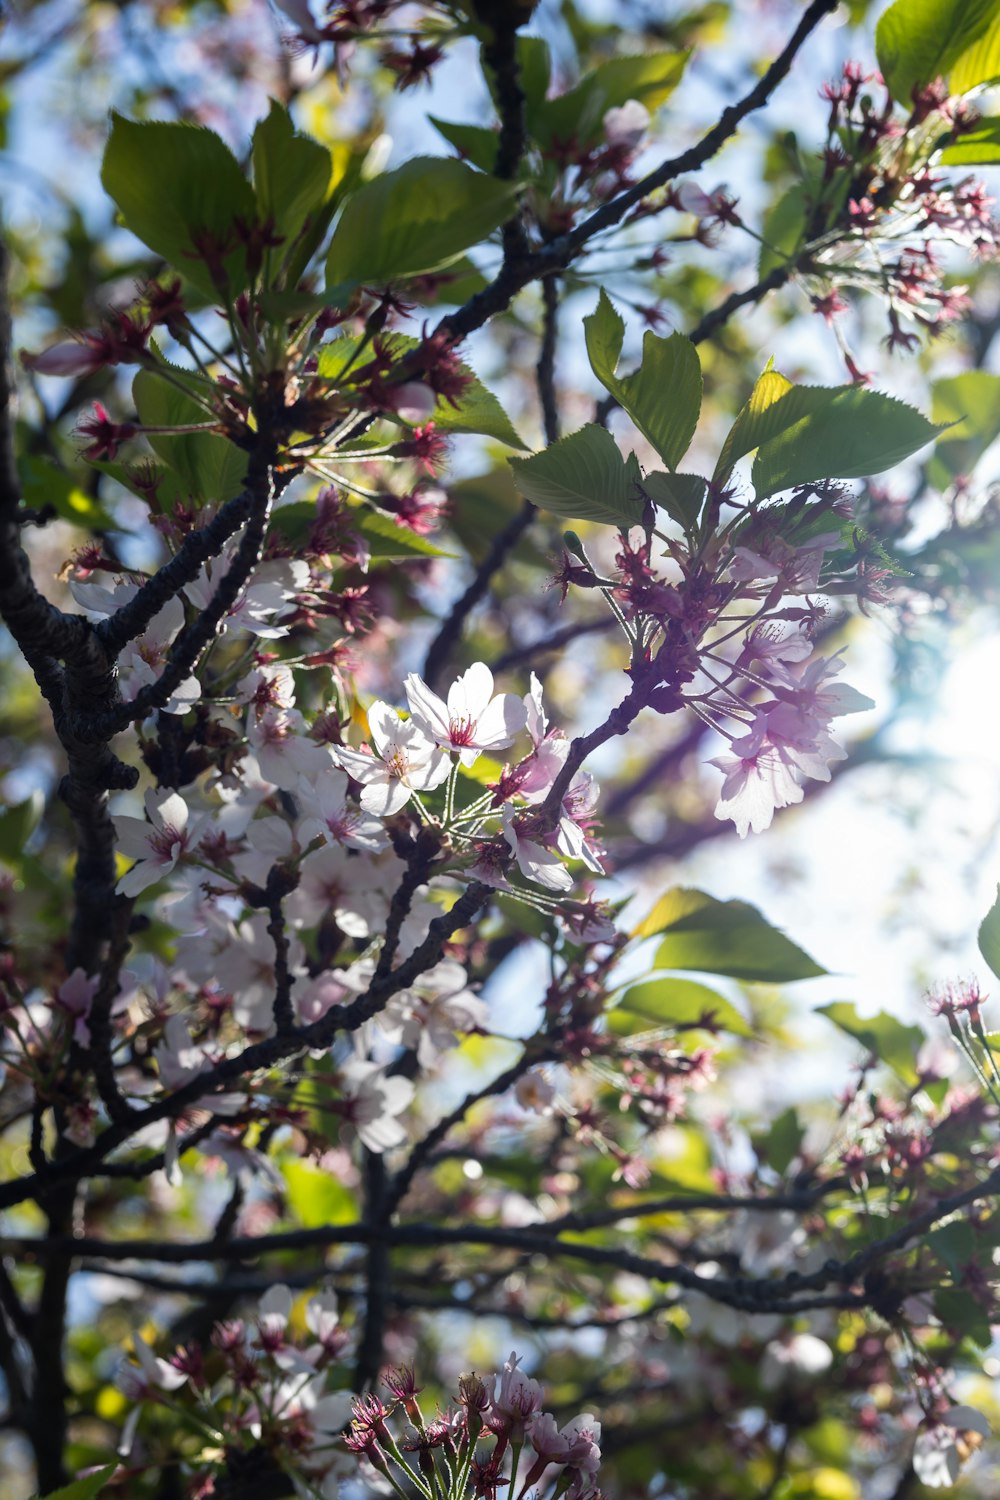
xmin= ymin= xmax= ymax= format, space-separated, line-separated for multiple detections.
xmin=36 ymin=1466 xmax=117 ymax=1500
xmin=434 ymin=372 xmax=527 ymax=450
xmin=508 ymin=425 xmax=645 ymax=528
xmin=978 ymin=884 xmax=1000 ymax=982
xmin=758 ymin=183 xmax=809 ymax=277
xmin=939 ymin=115 xmax=1000 ymax=164
xmin=101 ymin=113 xmax=258 ymax=297
xmin=326 ymin=157 xmax=519 ymax=289
xmin=132 ymin=367 xmax=248 ymax=504
xmin=816 ymin=1001 xmax=925 ymax=1086
xmin=645 ymin=887 xmax=826 ymax=983
xmin=282 ymin=1159 xmax=357 ymax=1229
xmin=534 ymin=50 xmax=688 ymax=149
xmin=356 ymin=509 xmax=452 ymax=560
xmin=639 ymin=470 xmax=706 ymax=531
xmin=615 ymin=977 xmax=753 ymax=1037
xmin=928 ymin=370 xmax=1000 ymax=489
xmin=429 ymin=117 xmax=499 ymax=174
xmin=750 ymin=384 xmax=944 ymax=499
xmin=762 ymin=1106 xmax=804 ymax=1174
xmin=315 ymin=330 xmax=525 ymax=449
xmin=714 ymin=363 xmax=796 ymax=483
xmin=19 ymin=456 xmax=115 ymax=529
xmin=583 ymin=295 xmax=702 ymax=470
xmin=927 ymin=1219 xmax=976 ymax=1276
xmin=934 ymin=1286 xmax=993 ymax=1347
xmin=952 ymin=10 xmax=1000 ymax=92
xmin=583 ymin=287 xmax=625 ymax=391
xmin=0 ymin=792 xmax=43 ymax=867
xmin=876 ymin=0 xmax=997 ymax=102
xmin=251 ymin=99 xmax=332 ymax=252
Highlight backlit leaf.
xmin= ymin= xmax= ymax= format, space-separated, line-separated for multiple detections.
xmin=978 ymin=884 xmax=1000 ymax=982
xmin=876 ymin=0 xmax=996 ymax=101
xmin=615 ymin=977 xmax=753 ymax=1037
xmin=816 ymin=1001 xmax=925 ymax=1086
xmin=326 ymin=157 xmax=519 ymax=288
xmin=101 ymin=113 xmax=257 ymax=297
xmin=642 ymin=887 xmax=825 ymax=982
xmin=509 ymin=424 xmax=645 ymax=527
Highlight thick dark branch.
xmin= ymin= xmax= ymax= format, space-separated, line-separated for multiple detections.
xmin=84 ymin=895 xmax=135 ymax=1122
xmin=1 ymin=1219 xmax=870 ymax=1315
xmin=95 ymin=486 xmax=254 ymax=656
xmin=73 ymin=452 xmax=276 ymax=740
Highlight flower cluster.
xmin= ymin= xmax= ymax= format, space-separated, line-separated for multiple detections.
xmin=116 ymin=1285 xmax=352 ymax=1497
xmin=346 ymin=1353 xmax=601 ymax=1500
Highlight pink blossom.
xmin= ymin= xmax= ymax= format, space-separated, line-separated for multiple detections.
xmin=336 ymin=703 xmax=450 ymax=814
xmin=491 ymin=1351 xmax=544 ymax=1431
xmin=603 ymin=99 xmax=649 ymax=149
xmin=56 ymin=967 xmax=99 ymax=1047
xmin=113 ymin=789 xmax=201 ymax=897
xmin=405 ymin=662 xmax=527 ymax=767
xmin=529 ymin=1411 xmax=602 ymax=1473
xmin=339 ymin=1058 xmax=414 ymax=1153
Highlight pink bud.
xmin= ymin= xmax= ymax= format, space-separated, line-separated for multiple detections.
xmin=603 ymin=99 xmax=650 ymax=150
xmin=390 ymin=382 xmax=438 ymax=425
xmin=21 ymin=333 xmax=113 ymax=378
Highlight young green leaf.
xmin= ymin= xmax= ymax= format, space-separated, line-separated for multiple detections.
xmin=640 ymin=887 xmax=826 ymax=982
xmin=714 ymin=364 xmax=796 ymax=484
xmin=758 ymin=182 xmax=809 ymax=278
xmin=133 ymin=368 xmax=247 ymax=504
xmin=251 ymin=99 xmax=333 ymax=253
xmin=951 ymin=11 xmax=1000 ymax=93
xmin=928 ymin=370 xmax=1000 ymax=489
xmin=534 ymin=51 xmax=688 ymax=149
xmin=761 ymin=1106 xmax=805 ymax=1174
xmin=509 ymin=424 xmax=646 ymax=527
xmin=940 ymin=116 xmax=1000 ymax=165
xmin=614 ymin=977 xmax=753 ymax=1037
xmin=429 ymin=118 xmax=500 ymax=174
xmin=36 ymin=1467 xmax=118 ymax=1500
xmin=638 ymin=470 xmax=706 ymax=531
xmin=325 ymin=157 xmax=519 ymax=289
xmin=978 ymin=885 xmax=1000 ymax=982
xmin=583 ymin=294 xmax=702 ymax=471
xmin=816 ymin=1001 xmax=925 ymax=1086
xmin=101 ymin=113 xmax=258 ymax=297
xmin=583 ymin=288 xmax=626 ymax=391
xmin=750 ymin=384 xmax=945 ymax=498
xmin=875 ymin=0 xmax=996 ymax=102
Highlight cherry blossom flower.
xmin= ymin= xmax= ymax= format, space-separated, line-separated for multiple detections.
xmin=491 ymin=1350 xmax=544 ymax=1432
xmin=339 ymin=1058 xmax=414 ymax=1153
xmin=70 ymin=580 xmax=199 ymax=714
xmin=710 ymin=722 xmax=805 ymax=838
xmin=603 ymin=99 xmax=649 ymax=149
xmin=502 ymin=807 xmax=574 ymax=892
xmin=336 ymin=703 xmax=450 ymax=815
xmin=118 ymin=1332 xmax=189 ymax=1401
xmin=247 ymin=706 xmax=332 ymax=790
xmin=760 ymin=1333 xmax=833 ymax=1389
xmin=55 ymin=967 xmax=99 ymax=1047
xmin=184 ymin=552 xmax=308 ymax=639
xmin=113 ymin=789 xmax=201 ymax=896
xmin=286 ymin=845 xmax=387 ymax=938
xmin=913 ymin=1405 xmax=990 ymax=1488
xmin=379 ymin=958 xmax=488 ymax=1066
xmin=405 ymin=662 xmax=527 ymax=767
xmin=528 ymin=1411 xmax=602 ymax=1474
xmin=296 ymin=767 xmax=389 ymax=852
